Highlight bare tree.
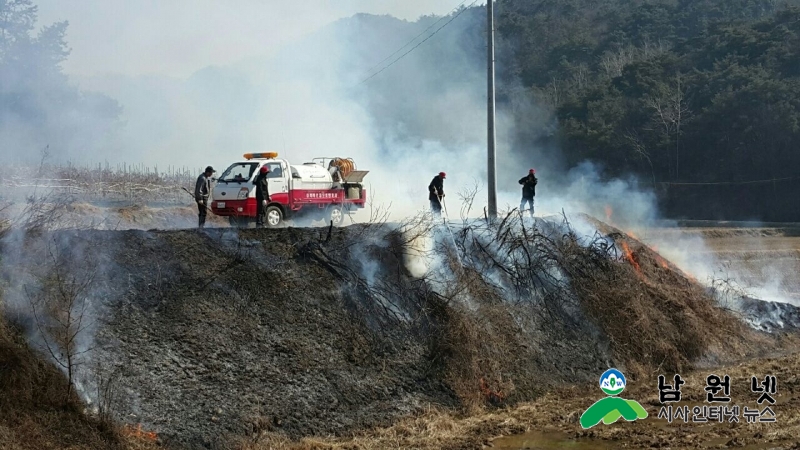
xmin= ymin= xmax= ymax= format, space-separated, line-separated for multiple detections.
xmin=601 ymin=46 xmax=637 ymax=78
xmin=571 ymin=64 xmax=589 ymax=90
xmin=644 ymin=74 xmax=691 ymax=180
xmin=458 ymin=182 xmax=480 ymax=224
xmin=641 ymin=37 xmax=669 ymax=59
xmin=25 ymin=238 xmax=97 ymax=401
xmin=601 ymin=40 xmax=670 ymax=79
xmin=533 ymin=77 xmax=562 ymax=110
xmin=624 ymin=129 xmax=657 ymax=189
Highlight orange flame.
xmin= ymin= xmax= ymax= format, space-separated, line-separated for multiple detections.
xmin=479 ymin=378 xmax=505 ymax=404
xmin=620 ymin=242 xmax=642 ymax=273
xmin=605 ymin=205 xmax=613 ymax=222
xmin=122 ymin=424 xmax=157 ymax=442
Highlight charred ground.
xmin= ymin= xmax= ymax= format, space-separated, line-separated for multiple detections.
xmin=0 ymin=216 xmax=794 ymax=449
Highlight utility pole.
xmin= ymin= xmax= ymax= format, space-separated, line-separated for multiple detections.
xmin=487 ymin=0 xmax=498 ymax=220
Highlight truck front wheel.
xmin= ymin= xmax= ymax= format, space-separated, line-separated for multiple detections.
xmin=265 ymin=205 xmax=284 ymax=227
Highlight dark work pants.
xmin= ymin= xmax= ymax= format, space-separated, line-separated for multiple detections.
xmin=256 ymin=198 xmax=266 ymax=226
xmin=430 ymin=197 xmax=442 ymax=216
xmin=520 ymin=196 xmax=534 ymax=216
xmin=198 ymin=201 xmax=207 ymax=228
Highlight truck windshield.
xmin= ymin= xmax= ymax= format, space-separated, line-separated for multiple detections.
xmin=219 ymin=163 xmax=257 ymax=182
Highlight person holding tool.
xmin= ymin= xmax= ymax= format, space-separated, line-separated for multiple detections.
xmin=253 ymin=165 xmax=271 ymax=227
xmin=518 ymin=168 xmax=537 ymax=217
xmin=194 ymin=165 xmax=215 ymax=228
xmin=428 ymin=171 xmax=446 ymax=217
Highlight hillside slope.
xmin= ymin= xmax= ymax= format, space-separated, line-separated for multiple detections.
xmin=0 ymin=216 xmax=786 ymax=448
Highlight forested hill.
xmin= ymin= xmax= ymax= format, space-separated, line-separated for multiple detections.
xmin=495 ymin=0 xmax=800 ymax=220
xmin=5 ymin=0 xmax=800 ymax=220
xmin=0 ymin=1 xmax=121 ymax=163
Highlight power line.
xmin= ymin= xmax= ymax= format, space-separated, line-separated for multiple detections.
xmin=358 ymin=0 xmax=480 ymax=85
xmin=361 ymin=0 xmax=472 ymax=77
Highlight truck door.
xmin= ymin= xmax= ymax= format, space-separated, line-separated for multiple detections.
xmin=264 ymin=161 xmax=289 ymax=204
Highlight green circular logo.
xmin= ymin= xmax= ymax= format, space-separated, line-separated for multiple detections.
xmin=600 ymin=368 xmax=626 ymax=396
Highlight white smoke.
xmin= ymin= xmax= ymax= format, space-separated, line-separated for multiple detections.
xmin=0 ymin=228 xmax=108 ymax=406
xmin=12 ymin=2 xmax=798 ymax=315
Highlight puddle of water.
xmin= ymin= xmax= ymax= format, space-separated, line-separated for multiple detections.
xmin=490 ymin=431 xmax=613 ymax=450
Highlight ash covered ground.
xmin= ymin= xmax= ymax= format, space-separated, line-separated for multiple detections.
xmin=0 ymin=217 xmax=604 ymax=448
xmin=1 ymin=211 xmax=798 ymax=450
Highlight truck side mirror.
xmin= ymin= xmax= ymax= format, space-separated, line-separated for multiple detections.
xmin=292 ymin=173 xmax=301 ymax=179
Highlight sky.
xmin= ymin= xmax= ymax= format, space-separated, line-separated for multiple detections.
xmin=35 ymin=0 xmax=475 ymax=77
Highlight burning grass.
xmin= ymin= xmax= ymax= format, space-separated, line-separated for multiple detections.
xmin=320 ymin=208 xmax=763 ymax=417
xmin=330 ymin=210 xmax=768 ymax=411
xmin=440 ymin=210 xmax=767 ymax=383
xmin=577 ymin=214 xmax=763 ymax=375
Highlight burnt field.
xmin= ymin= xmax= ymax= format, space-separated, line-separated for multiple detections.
xmin=0 ymin=215 xmax=798 ymax=450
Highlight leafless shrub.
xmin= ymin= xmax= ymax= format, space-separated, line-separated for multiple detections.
xmin=708 ymin=263 xmax=750 ymax=312
xmin=24 ymin=237 xmax=98 ymax=402
xmin=12 ymin=189 xmax=77 ymax=233
xmin=202 ymin=185 xmax=742 ymax=406
xmin=93 ymin=362 xmax=124 ymax=425
xmin=4 ymin=150 xmax=113 ymax=232
xmin=350 ymin=188 xmax=742 ymax=387
xmin=293 ymin=191 xmax=611 ymax=404
xmin=344 ymin=182 xmax=391 ymax=227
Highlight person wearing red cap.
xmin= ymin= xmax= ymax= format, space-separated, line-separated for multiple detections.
xmin=253 ymin=165 xmax=271 ymax=227
xmin=428 ymin=171 xmax=446 ymax=216
xmin=518 ymin=169 xmax=538 ymax=217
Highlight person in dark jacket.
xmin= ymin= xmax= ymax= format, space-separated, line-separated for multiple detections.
xmin=253 ymin=165 xmax=271 ymax=227
xmin=518 ymin=169 xmax=537 ymax=217
xmin=195 ymin=166 xmax=215 ymax=228
xmin=428 ymin=172 xmax=446 ymax=216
